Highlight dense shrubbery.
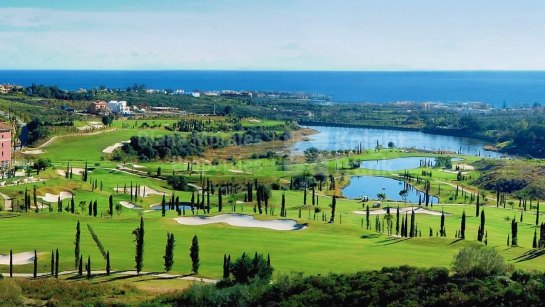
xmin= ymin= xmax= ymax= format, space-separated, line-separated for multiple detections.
xmin=154 ymin=264 xmax=545 ymax=306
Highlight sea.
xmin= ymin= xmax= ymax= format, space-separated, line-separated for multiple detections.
xmin=2 ymin=70 xmax=545 ymax=107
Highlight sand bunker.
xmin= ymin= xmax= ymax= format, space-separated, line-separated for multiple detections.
xmin=22 ymin=150 xmax=44 ymax=155
xmin=114 ymin=185 xmax=166 ymax=197
xmin=39 ymin=191 xmax=73 ymax=203
xmin=174 ymin=214 xmax=307 ymax=231
xmin=0 ymin=251 xmax=36 ymax=265
xmin=78 ymin=122 xmax=104 ymax=131
xmin=354 ymin=206 xmax=447 ymax=216
xmin=119 ymin=201 xmax=141 ymax=209
xmin=103 ymin=141 xmax=129 ymax=154
xmin=228 ymin=169 xmax=246 ymax=174
xmin=56 ymin=167 xmax=88 ymax=177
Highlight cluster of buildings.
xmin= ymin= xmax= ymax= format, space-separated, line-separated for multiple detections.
xmin=0 ymin=84 xmax=22 ymax=94
xmin=0 ymin=122 xmax=12 ymax=168
xmin=88 ymin=100 xmax=131 ymax=115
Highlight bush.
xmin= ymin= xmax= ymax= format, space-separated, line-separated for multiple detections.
xmin=452 ymin=246 xmax=513 ymax=277
xmin=166 ymin=175 xmax=192 ymax=191
xmin=231 ymin=253 xmax=273 ymax=285
xmin=0 ymin=279 xmax=22 ymax=305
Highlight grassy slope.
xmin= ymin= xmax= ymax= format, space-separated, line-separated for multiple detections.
xmin=4 ymin=123 xmax=544 ymax=280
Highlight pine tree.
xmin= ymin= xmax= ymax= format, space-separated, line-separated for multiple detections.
xmin=460 ymin=210 xmax=466 ymax=239
xmin=163 ymin=233 xmax=175 ymax=272
xmin=75 ymin=221 xmax=80 ymax=269
xmin=190 ymin=235 xmax=200 ymax=274
xmin=133 ymin=217 xmax=145 ymax=275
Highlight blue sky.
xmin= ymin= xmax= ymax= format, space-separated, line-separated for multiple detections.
xmin=1 ymin=0 xmax=544 ymax=70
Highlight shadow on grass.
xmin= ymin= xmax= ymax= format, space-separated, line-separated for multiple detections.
xmin=448 ymin=238 xmax=464 ymax=245
xmin=511 ymin=249 xmax=545 ymax=263
xmin=360 ymin=233 xmax=381 ymax=239
xmin=374 ymin=237 xmax=410 ymax=246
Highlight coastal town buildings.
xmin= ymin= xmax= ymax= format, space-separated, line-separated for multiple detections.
xmin=0 ymin=122 xmax=12 ymax=167
xmin=107 ymin=100 xmax=131 ymax=115
xmin=88 ymin=100 xmax=109 ymax=114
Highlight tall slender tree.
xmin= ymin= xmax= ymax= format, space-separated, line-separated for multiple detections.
xmin=75 ymin=221 xmax=80 ymax=269
xmin=33 ymin=249 xmax=37 ymax=279
xmin=460 ymin=210 xmax=466 ymax=239
xmin=511 ymin=219 xmax=518 ymax=246
xmin=9 ymin=249 xmax=13 ymax=277
xmin=55 ymin=248 xmax=59 ymax=278
xmin=109 ymin=195 xmax=113 ymax=217
xmin=163 ymin=233 xmax=175 ymax=272
xmin=86 ymin=255 xmax=91 ymax=279
xmin=133 ymin=217 xmax=145 ymax=275
xmin=190 ymin=235 xmax=200 ymax=274
xmin=106 ymin=250 xmax=111 ymax=276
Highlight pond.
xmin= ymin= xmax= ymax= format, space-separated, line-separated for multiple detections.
xmin=360 ymin=156 xmax=462 ymax=171
xmin=294 ymin=125 xmax=501 ymax=158
xmin=342 ymin=175 xmax=439 ymax=204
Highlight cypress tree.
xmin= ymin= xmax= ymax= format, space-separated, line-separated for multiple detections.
xmin=409 ymin=210 xmax=415 ymax=237
xmin=93 ymin=200 xmax=98 ymax=217
xmin=395 ymin=206 xmax=400 ymax=235
xmin=88 ymin=200 xmax=92 ymax=216
xmin=106 ymin=251 xmax=111 ymax=276
xmin=51 ymin=250 xmax=55 ymax=276
xmin=58 ymin=196 xmax=62 ymax=213
xmin=163 ymin=233 xmax=175 ymax=272
xmin=161 ymin=194 xmax=166 ymax=217
xmin=476 ymin=195 xmax=480 ymax=217
xmin=537 ymin=202 xmax=540 ymax=226
xmin=329 ymin=196 xmax=336 ymax=223
xmin=9 ymin=249 xmax=13 ymax=277
xmin=55 ymin=248 xmax=59 ymax=278
xmin=533 ymin=229 xmax=538 ymax=248
xmin=133 ymin=217 xmax=145 ymax=275
xmin=366 ymin=206 xmax=370 ymax=229
xmin=190 ymin=235 xmax=200 ymax=274
xmin=109 ymin=195 xmax=113 ymax=217
xmin=478 ymin=209 xmax=485 ymax=241
xmin=78 ymin=255 xmax=83 ymax=276
xmin=440 ymin=210 xmax=445 ymax=237
xmin=218 ymin=188 xmax=223 ymax=212
xmin=86 ymin=255 xmax=91 ymax=279
xmin=75 ymin=221 xmax=80 ymax=269
xmin=223 ymin=254 xmax=230 ymax=279
xmin=281 ymin=193 xmax=286 ymax=217
xmin=460 ymin=210 xmax=466 ymax=239
xmin=70 ymin=195 xmax=75 ymax=214
xmin=33 ymin=249 xmax=37 ymax=279
xmin=511 ymin=219 xmax=518 ymax=246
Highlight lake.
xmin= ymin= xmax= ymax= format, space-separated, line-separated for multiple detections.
xmin=360 ymin=156 xmax=463 ymax=171
xmin=342 ymin=175 xmax=439 ymax=204
xmin=294 ymin=125 xmax=501 ymax=158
